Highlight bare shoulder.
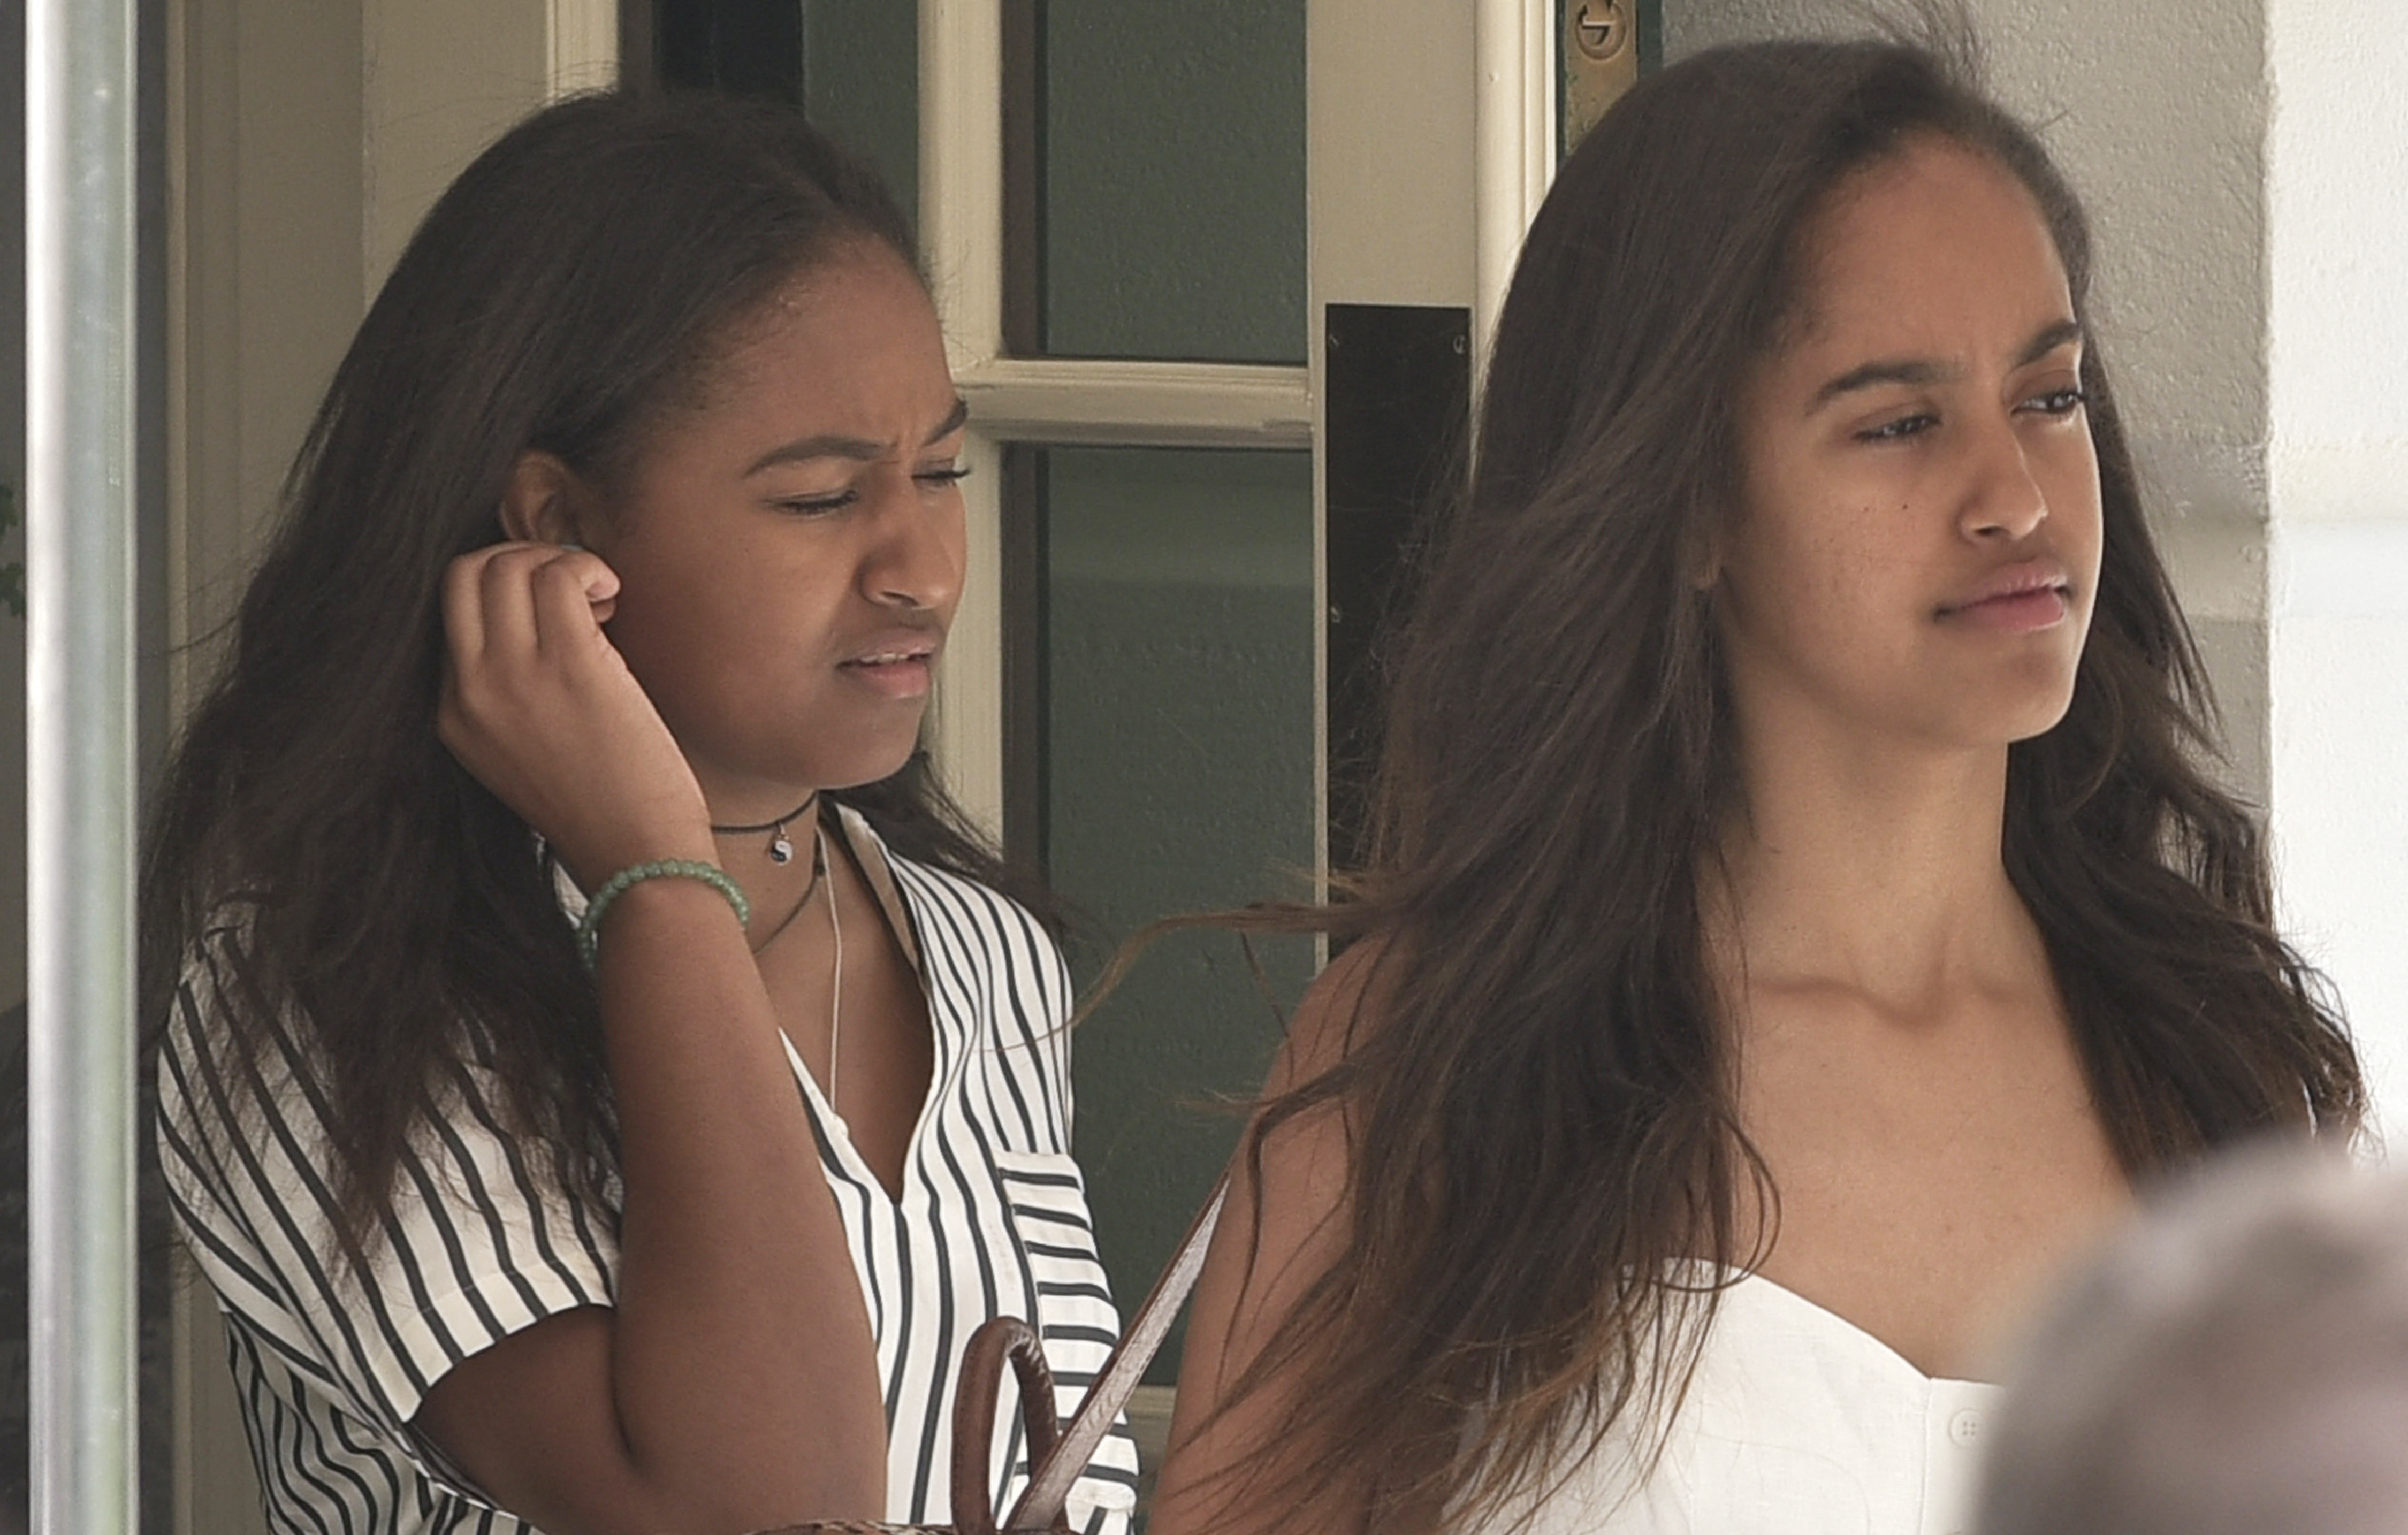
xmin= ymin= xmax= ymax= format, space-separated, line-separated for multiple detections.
xmin=1236 ymin=934 xmax=1405 ymax=1249
xmin=1153 ymin=935 xmax=1403 ymax=1535
xmin=1266 ymin=934 xmax=1401 ymax=1097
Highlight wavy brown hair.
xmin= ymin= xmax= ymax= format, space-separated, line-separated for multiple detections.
xmin=1185 ymin=32 xmax=2364 ymax=1533
xmin=140 ymin=90 xmax=1045 ymax=1257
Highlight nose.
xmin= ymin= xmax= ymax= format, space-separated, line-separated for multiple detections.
xmin=1958 ymin=416 xmax=2049 ymax=545
xmin=859 ymin=471 xmax=964 ymax=614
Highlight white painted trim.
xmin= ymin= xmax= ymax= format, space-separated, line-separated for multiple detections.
xmin=917 ymin=3 xmax=1316 ymax=831
xmin=547 ymin=0 xmax=619 ymax=96
xmin=922 ymin=0 xmax=1006 ymax=371
xmin=1473 ymin=0 xmax=1554 ymax=370
xmin=957 ymin=360 xmax=1314 ymax=448
xmin=918 ymin=0 xmax=1009 ymax=835
xmin=928 ymin=432 xmax=1008 ymax=841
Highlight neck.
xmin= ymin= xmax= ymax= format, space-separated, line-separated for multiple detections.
xmin=1710 ymin=703 xmax=2038 ymax=1014
xmin=708 ymin=789 xmax=820 ymax=835
xmin=702 ymin=778 xmax=826 ymax=909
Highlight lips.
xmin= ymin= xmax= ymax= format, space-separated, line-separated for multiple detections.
xmin=843 ymin=644 xmax=936 ymax=667
xmin=835 ymin=629 xmax=942 ymax=699
xmin=836 ymin=625 xmax=940 ymax=666
xmin=1938 ymin=559 xmax=2071 ymax=632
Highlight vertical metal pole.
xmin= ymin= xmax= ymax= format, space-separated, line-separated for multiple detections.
xmin=26 ymin=0 xmax=143 ymax=1529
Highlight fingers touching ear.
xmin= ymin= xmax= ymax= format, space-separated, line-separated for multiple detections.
xmin=500 ymin=452 xmax=596 ymax=547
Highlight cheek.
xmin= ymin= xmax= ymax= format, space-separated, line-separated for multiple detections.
xmin=2071 ymin=471 xmax=2107 ymax=575
xmin=599 ymin=539 xmax=787 ymax=698
xmin=602 ymin=590 xmax=732 ymax=704
xmin=612 ymin=537 xmax=723 ymax=624
xmin=1725 ymin=497 xmax=1895 ymax=638
xmin=2038 ymin=439 xmax=2106 ymax=584
xmin=1726 ymin=421 xmax=1937 ymax=661
xmin=1728 ymin=432 xmax=1858 ymax=614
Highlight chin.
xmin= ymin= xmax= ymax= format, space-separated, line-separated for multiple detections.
xmin=813 ymin=735 xmax=927 ymax=793
xmin=1934 ymin=638 xmax=2080 ymax=744
xmin=1899 ymin=678 xmax=2079 ymax=752
xmin=1997 ymin=677 xmax=2083 ymax=744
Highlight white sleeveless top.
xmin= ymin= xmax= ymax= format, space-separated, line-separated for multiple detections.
xmin=1466 ymin=1274 xmax=2002 ymax=1535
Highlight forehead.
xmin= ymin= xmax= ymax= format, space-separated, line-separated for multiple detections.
xmin=621 ymin=246 xmax=952 ymax=485
xmin=1782 ymin=138 xmax=2073 ymax=361
xmin=712 ymin=248 xmax=946 ymax=392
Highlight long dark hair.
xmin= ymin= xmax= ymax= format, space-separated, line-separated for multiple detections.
xmin=141 ymin=90 xmax=1039 ymax=1254
xmin=1191 ymin=34 xmax=2364 ymax=1531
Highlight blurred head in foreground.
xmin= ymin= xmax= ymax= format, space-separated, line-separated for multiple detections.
xmin=1979 ymin=1149 xmax=2408 ymax=1535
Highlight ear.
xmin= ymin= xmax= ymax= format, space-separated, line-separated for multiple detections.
xmin=499 ymin=451 xmax=592 ymax=546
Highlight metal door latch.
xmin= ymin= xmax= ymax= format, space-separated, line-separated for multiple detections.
xmin=1562 ymin=0 xmax=1642 ymax=157
xmin=1573 ymin=1 xmax=1629 ymax=62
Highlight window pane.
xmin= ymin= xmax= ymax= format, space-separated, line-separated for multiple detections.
xmin=649 ymin=1 xmax=917 ymax=232
xmin=802 ymin=0 xmax=918 ymax=232
xmin=654 ymin=0 xmax=803 ymax=101
xmin=1040 ymin=447 xmax=1316 ymax=1380
xmin=1038 ymin=2 xmax=1307 ymax=362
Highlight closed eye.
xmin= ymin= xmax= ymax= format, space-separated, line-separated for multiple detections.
xmin=2020 ymin=386 xmax=2089 ymax=418
xmin=773 ymin=465 xmax=969 ymax=515
xmin=1856 ymin=411 xmax=1939 ymax=444
xmin=773 ymin=490 xmax=856 ymax=516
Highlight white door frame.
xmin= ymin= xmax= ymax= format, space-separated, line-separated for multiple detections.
xmin=915 ymin=0 xmax=1553 ymax=865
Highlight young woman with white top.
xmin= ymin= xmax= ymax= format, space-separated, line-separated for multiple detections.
xmin=1150 ymin=34 xmax=2363 ymax=1535
xmin=143 ymin=91 xmax=1137 ymax=1535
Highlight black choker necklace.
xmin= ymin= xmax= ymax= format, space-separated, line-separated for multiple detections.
xmin=711 ymin=792 xmax=819 ymax=865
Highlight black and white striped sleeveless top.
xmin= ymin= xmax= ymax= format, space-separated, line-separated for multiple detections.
xmin=157 ymin=813 xmax=1142 ymax=1535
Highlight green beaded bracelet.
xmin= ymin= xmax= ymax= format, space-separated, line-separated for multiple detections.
xmin=576 ymin=859 xmax=750 ymax=973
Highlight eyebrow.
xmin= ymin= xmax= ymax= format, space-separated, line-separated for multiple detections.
xmin=1808 ymin=318 xmax=2084 ymax=413
xmin=743 ymin=396 xmax=972 ymax=477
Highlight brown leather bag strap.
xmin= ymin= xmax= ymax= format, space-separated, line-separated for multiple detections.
xmin=951 ymin=1317 xmax=1065 ymax=1535
xmin=1002 ymin=1177 xmax=1230 ymax=1532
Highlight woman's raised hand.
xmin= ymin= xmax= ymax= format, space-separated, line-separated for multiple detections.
xmin=437 ymin=541 xmax=715 ymax=889
xmin=423 ymin=543 xmax=889 ymax=1533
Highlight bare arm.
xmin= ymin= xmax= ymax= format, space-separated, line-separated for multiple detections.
xmin=410 ymin=544 xmax=885 ymax=1535
xmin=1147 ymin=944 xmax=1390 ymax=1535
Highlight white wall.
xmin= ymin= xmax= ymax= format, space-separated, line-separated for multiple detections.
xmin=361 ymin=0 xmax=552 ymax=291
xmin=168 ymin=0 xmax=368 ymax=703
xmin=2265 ymin=0 xmax=2408 ymax=1140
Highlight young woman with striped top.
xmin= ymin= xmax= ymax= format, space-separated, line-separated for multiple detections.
xmin=143 ymin=91 xmax=1138 ymax=1535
